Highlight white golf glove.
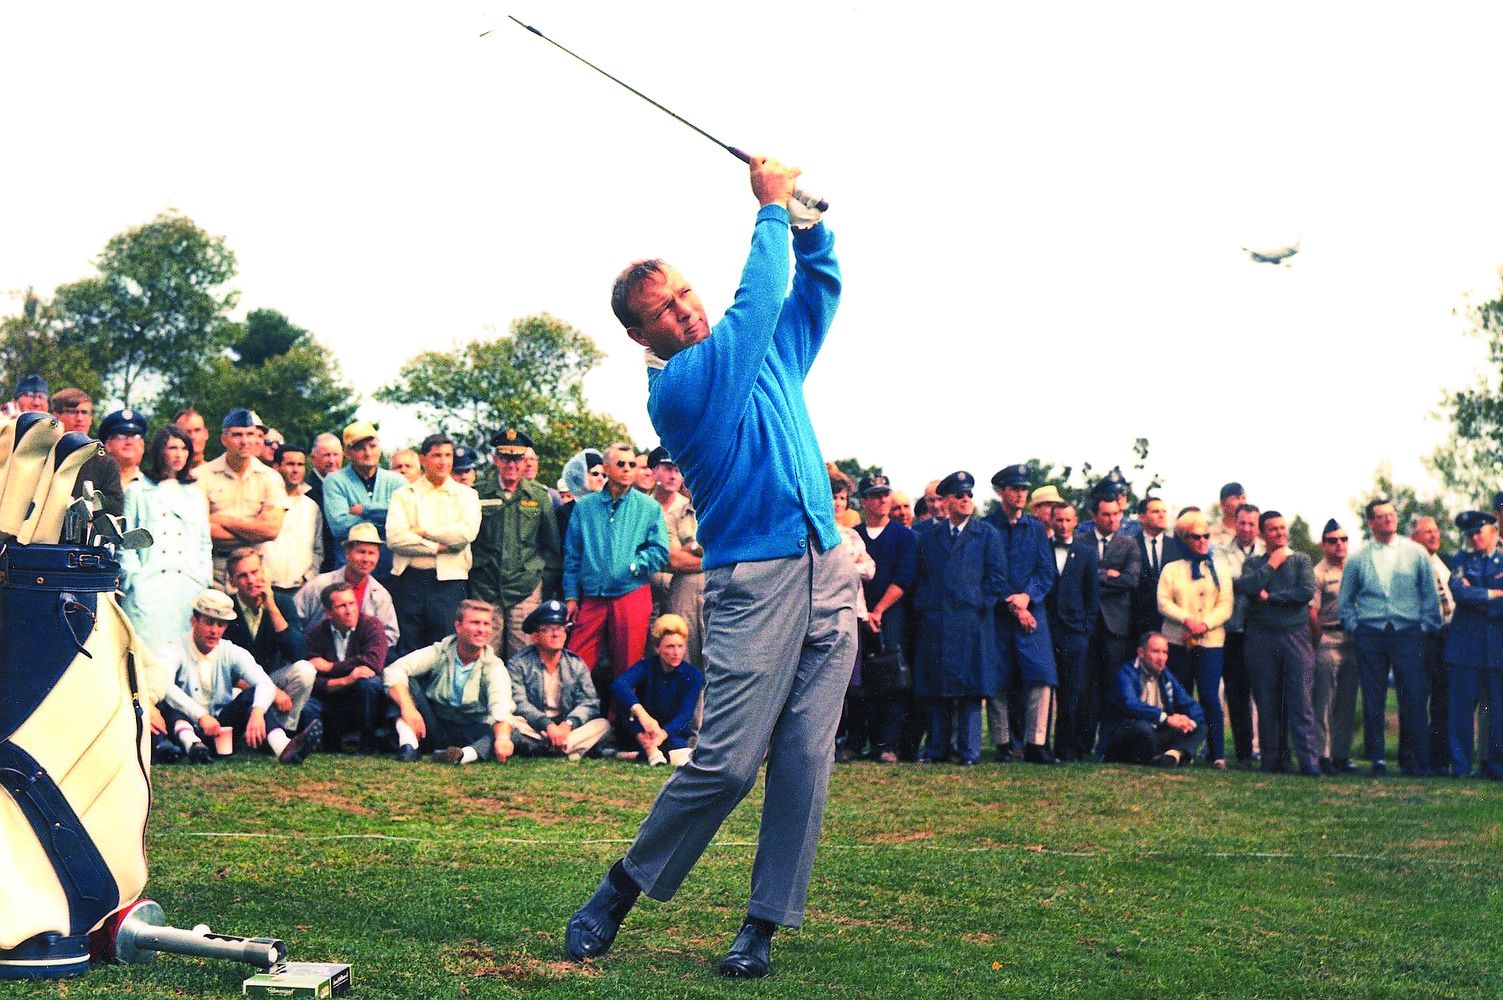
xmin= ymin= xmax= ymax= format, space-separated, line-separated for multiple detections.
xmin=787 ymin=191 xmax=823 ymax=230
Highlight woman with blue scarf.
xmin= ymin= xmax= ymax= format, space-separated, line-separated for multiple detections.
xmin=1157 ymin=511 xmax=1235 ymax=768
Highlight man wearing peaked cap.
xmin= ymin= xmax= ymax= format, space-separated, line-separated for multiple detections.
xmin=1445 ymin=510 xmax=1503 ymax=777
xmin=101 ymin=408 xmax=148 ymax=491
xmin=984 ymin=463 xmax=1061 ymax=765
xmin=851 ymin=470 xmax=916 ymax=764
xmin=1311 ymin=519 xmax=1358 ymax=774
xmin=913 ymin=470 xmax=1007 ymax=765
xmin=648 ymin=444 xmax=706 ymax=670
xmin=471 ymin=427 xmax=562 ymax=660
xmin=452 ymin=445 xmax=479 ymax=487
xmin=505 ymin=598 xmax=610 ymax=759
xmin=195 ymin=405 xmax=288 ymax=588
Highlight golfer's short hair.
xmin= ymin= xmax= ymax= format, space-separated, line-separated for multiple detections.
xmin=611 ymin=258 xmax=668 ymax=328
xmin=455 ymin=598 xmax=493 ymax=622
xmin=320 ymin=581 xmax=356 ymax=611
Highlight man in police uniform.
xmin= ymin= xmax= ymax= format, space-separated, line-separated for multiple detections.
xmin=983 ymin=463 xmax=1059 ymax=764
xmin=1444 ymin=511 xmax=1503 ymax=778
xmin=452 ymin=445 xmax=480 ymax=488
xmin=469 ymin=428 xmax=562 ymax=660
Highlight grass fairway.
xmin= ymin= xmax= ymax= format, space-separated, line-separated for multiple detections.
xmin=13 ymin=755 xmax=1503 ymax=999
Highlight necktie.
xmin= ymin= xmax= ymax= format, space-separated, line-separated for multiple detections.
xmin=1099 ymin=534 xmax=1108 ymax=558
xmin=951 ymin=525 xmax=960 ymax=541
xmin=1151 ymin=537 xmax=1160 ymax=574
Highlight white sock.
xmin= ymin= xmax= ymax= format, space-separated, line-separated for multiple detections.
xmin=266 ymin=729 xmax=290 ymax=756
xmin=647 ymin=750 xmax=667 ymax=766
xmin=395 ymin=720 xmax=419 ymax=748
xmin=460 ymin=746 xmax=479 ymax=764
xmin=177 ymin=724 xmax=202 ymax=750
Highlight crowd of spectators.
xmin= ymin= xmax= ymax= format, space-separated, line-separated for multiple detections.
xmin=12 ymin=372 xmax=1501 ymax=780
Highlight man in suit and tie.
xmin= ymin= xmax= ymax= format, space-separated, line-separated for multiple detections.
xmin=1133 ymin=496 xmax=1175 ymax=637
xmin=1076 ymin=490 xmax=1142 ymax=759
xmin=1047 ymin=504 xmax=1098 ymax=762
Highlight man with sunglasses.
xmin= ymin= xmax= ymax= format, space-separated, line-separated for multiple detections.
xmin=563 ymin=441 xmax=669 ymax=719
xmin=1310 ymin=520 xmax=1359 ymax=774
xmin=470 ymin=427 xmax=562 ymax=660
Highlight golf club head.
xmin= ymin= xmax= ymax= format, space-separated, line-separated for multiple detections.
xmin=115 ymin=527 xmax=153 ymax=550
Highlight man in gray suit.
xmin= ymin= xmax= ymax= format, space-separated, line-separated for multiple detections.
xmin=1079 ymin=492 xmax=1142 ymax=757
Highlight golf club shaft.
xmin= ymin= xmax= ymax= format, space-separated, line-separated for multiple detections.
xmin=504 ymin=16 xmax=829 ymax=212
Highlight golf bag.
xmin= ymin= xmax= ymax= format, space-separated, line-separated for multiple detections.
xmin=0 ymin=413 xmax=152 ymax=979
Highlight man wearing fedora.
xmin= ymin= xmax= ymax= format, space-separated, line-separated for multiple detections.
xmin=295 ymin=522 xmax=399 ymax=650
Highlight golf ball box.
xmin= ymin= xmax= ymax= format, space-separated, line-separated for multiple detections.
xmin=242 ymin=962 xmax=352 ymax=998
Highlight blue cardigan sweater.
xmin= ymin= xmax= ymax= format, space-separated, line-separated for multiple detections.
xmin=646 ymin=205 xmax=842 ymax=570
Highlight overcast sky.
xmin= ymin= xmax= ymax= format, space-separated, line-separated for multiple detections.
xmin=5 ymin=2 xmax=1502 ymax=532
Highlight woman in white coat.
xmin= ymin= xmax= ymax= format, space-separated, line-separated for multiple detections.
xmin=121 ymin=425 xmax=213 ymax=658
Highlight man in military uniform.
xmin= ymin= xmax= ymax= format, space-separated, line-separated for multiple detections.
xmin=469 ymin=428 xmax=562 ymax=660
xmin=1444 ymin=511 xmax=1503 ymax=778
xmin=983 ymin=463 xmax=1059 ymax=764
xmin=913 ymin=471 xmax=1006 ymax=766
xmin=452 ymin=445 xmax=480 ymax=488
xmin=194 ymin=407 xmax=287 ymax=588
xmin=1309 ymin=519 xmax=1358 ymax=774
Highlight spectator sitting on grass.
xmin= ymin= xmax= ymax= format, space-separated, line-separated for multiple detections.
xmin=612 ymin=614 xmax=705 ymax=766
xmin=384 ymin=598 xmax=516 ymax=765
xmin=1102 ymin=631 xmax=1205 ymax=768
xmin=304 ymin=581 xmax=389 ymax=755
xmin=157 ymin=590 xmax=322 ymax=766
xmin=506 ymin=599 xmax=610 ymax=760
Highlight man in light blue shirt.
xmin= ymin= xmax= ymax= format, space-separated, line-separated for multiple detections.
xmin=565 ymin=155 xmax=854 ymax=979
xmin=1338 ymin=498 xmax=1444 ymax=775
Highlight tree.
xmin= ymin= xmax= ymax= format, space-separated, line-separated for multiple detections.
xmin=376 ymin=313 xmax=630 ymax=483
xmin=832 ymin=457 xmax=882 ymax=485
xmin=54 ymin=212 xmax=238 ymax=407
xmin=1012 ymin=439 xmax=1165 ymax=515
xmin=157 ymin=308 xmax=360 ymax=456
xmin=0 ymin=289 xmax=103 ymax=400
xmin=1351 ymin=462 xmax=1453 ymax=549
xmin=1432 ymin=273 xmax=1503 ymax=502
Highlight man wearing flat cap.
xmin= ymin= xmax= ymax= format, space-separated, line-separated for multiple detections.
xmin=914 ymin=471 xmax=1007 ymax=765
xmin=321 ymin=420 xmax=405 ymax=579
xmin=505 ymin=599 xmax=609 ymax=759
xmin=1444 ymin=511 xmax=1503 ymax=778
xmin=194 ymin=407 xmax=288 ymax=587
xmin=470 ymin=428 xmax=562 ymax=660
xmin=11 ymin=374 xmax=48 ymax=414
xmin=984 ymin=464 xmax=1060 ymax=764
xmin=156 ymin=590 xmax=322 ymax=765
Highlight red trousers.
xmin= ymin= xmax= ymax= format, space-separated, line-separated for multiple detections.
xmin=569 ymin=585 xmax=652 ymax=718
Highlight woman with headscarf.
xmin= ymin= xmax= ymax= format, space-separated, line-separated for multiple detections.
xmin=1156 ymin=510 xmax=1234 ymax=768
xmin=555 ymin=448 xmax=606 ymax=539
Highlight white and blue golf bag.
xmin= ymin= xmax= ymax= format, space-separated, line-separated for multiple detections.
xmin=0 ymin=412 xmax=152 ymax=979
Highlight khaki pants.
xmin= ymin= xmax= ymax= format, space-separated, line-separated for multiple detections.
xmin=489 ymin=584 xmax=542 ymax=662
xmin=1313 ymin=634 xmax=1358 ymax=760
xmin=508 ymin=715 xmax=610 ymax=756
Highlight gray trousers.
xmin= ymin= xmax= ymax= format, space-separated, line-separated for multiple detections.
xmin=1246 ymin=626 xmax=1319 ymax=771
xmin=1313 ymin=634 xmax=1359 ymax=761
xmin=269 ymin=661 xmax=316 ymax=732
xmin=622 ymin=543 xmax=857 ymax=927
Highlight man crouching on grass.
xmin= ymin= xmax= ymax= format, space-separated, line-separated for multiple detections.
xmin=1102 ymin=632 xmax=1206 ymax=768
xmin=563 ymin=154 xmax=855 ymax=979
xmin=384 ymin=599 xmax=516 ymax=765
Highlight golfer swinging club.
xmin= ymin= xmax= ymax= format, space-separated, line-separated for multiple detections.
xmin=565 ymin=154 xmax=856 ymax=978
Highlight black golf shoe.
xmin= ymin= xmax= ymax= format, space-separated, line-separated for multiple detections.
xmin=718 ymin=920 xmax=774 ymax=978
xmin=565 ymin=873 xmax=635 ymax=960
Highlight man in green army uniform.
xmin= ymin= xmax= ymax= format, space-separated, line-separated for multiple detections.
xmin=469 ymin=428 xmax=563 ymax=660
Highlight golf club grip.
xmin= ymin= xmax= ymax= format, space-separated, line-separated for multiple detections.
xmin=728 ymin=147 xmax=830 ymax=213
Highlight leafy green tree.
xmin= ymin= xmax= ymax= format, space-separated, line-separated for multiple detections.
xmin=832 ymin=458 xmax=882 ymax=485
xmin=1013 ymin=439 xmax=1165 ymax=515
xmin=53 ymin=212 xmax=238 ymax=407
xmin=1432 ymin=274 xmax=1503 ymax=502
xmin=376 ymin=313 xmax=629 ymax=485
xmin=157 ymin=309 xmax=359 ymax=456
xmin=0 ymin=289 xmax=103 ymax=401
xmin=1288 ymin=514 xmax=1324 ymax=563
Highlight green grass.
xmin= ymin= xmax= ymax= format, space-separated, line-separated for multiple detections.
xmin=12 ymin=753 xmax=1503 ymax=999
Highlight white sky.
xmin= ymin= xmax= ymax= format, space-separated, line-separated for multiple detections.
xmin=4 ymin=2 xmax=1502 ymax=532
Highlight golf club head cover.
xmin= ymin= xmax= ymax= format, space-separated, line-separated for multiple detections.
xmin=0 ymin=416 xmax=152 ymax=980
xmin=787 ymin=191 xmax=824 ymax=230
